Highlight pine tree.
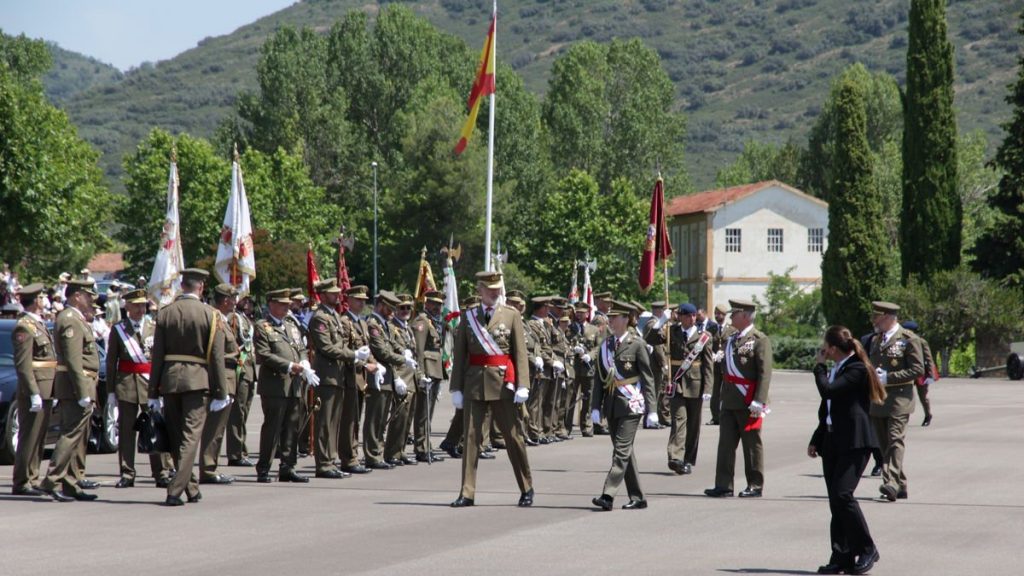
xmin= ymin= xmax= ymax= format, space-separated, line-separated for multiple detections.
xmin=972 ymin=12 xmax=1024 ymax=289
xmin=900 ymin=0 xmax=961 ymax=282
xmin=822 ymin=68 xmax=892 ymax=335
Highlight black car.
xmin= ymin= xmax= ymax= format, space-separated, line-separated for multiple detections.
xmin=0 ymin=318 xmax=118 ymax=465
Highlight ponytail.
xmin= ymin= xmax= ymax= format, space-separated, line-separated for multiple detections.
xmin=824 ymin=325 xmax=887 ymax=404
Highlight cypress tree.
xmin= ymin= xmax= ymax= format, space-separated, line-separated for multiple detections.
xmin=972 ymin=12 xmax=1024 ymax=289
xmin=822 ymin=67 xmax=892 ymax=335
xmin=900 ymin=0 xmax=961 ymax=282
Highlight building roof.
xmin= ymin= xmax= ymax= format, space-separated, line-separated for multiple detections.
xmin=86 ymin=252 xmax=125 ymax=274
xmin=666 ymin=180 xmax=825 ymax=216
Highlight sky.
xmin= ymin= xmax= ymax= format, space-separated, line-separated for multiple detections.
xmin=1 ymin=0 xmax=296 ymax=70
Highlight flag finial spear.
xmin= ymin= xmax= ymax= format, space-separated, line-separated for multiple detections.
xmin=233 ymin=142 xmax=240 ymax=162
xmin=170 ymin=145 xmax=177 ymax=163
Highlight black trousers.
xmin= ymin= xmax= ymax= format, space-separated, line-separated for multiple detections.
xmin=821 ymin=436 xmax=876 ymax=560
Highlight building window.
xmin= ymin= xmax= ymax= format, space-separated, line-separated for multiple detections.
xmin=808 ymin=228 xmax=823 ymax=253
xmin=767 ymin=228 xmax=783 ymax=253
xmin=725 ymin=228 xmax=741 ymax=253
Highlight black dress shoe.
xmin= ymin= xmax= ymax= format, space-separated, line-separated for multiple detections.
xmin=12 ymin=486 xmax=44 ymax=496
xmin=524 ymin=438 xmax=540 ymax=446
xmin=399 ymin=456 xmax=418 ymax=466
xmin=492 ymin=441 xmax=507 ymax=449
xmin=199 ymin=474 xmax=235 ymax=485
xmin=71 ymin=491 xmax=98 ymax=501
xmin=704 ymin=487 xmax=734 ymax=498
xmin=878 ymin=484 xmax=897 ymax=502
xmin=451 ymin=496 xmax=475 ymax=507
xmin=547 ymin=436 xmax=561 ymax=443
xmin=622 ymin=498 xmax=648 ymax=510
xmin=115 ymin=478 xmax=135 ymax=488
xmin=341 ymin=464 xmax=372 ymax=474
xmin=187 ymin=491 xmax=202 ymax=503
xmin=668 ymin=460 xmax=684 ymax=475
xmin=850 ymin=549 xmax=879 ymax=575
xmin=518 ymin=488 xmax=534 ymax=507
xmin=227 ymin=457 xmax=255 ymax=467
xmin=165 ymin=495 xmax=185 ymax=507
xmin=315 ymin=469 xmax=346 ymax=479
xmin=368 ymin=461 xmax=395 ymax=470
xmin=538 ymin=437 xmax=550 ymax=445
xmin=706 ymin=419 xmax=719 ymax=426
xmin=922 ymin=415 xmax=932 ymax=427
xmin=817 ymin=559 xmax=849 ymax=574
xmin=896 ymin=489 xmax=908 ymax=500
xmin=416 ymin=453 xmax=443 ymax=463
xmin=870 ymin=465 xmax=882 ymax=477
xmin=155 ymin=477 xmax=171 ymax=488
xmin=682 ymin=462 xmax=693 ymax=474
xmin=581 ymin=432 xmax=594 ymax=438
xmin=592 ymin=494 xmax=614 ymax=511
xmin=385 ymin=458 xmax=404 ymax=467
xmin=42 ymin=488 xmax=74 ymax=502
xmin=256 ymin=473 xmax=273 ymax=483
xmin=738 ymin=487 xmax=762 ymax=498
xmin=479 ymin=451 xmax=496 ymax=460
xmin=279 ymin=469 xmax=310 ymax=483
xmin=78 ymin=479 xmax=100 ymax=489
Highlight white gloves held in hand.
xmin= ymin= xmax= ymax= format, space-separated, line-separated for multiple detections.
xmin=591 ymin=409 xmax=602 ymax=424
xmin=210 ymin=397 xmax=232 ymax=412
xmin=712 ymin=351 xmax=725 ymax=363
xmin=645 ymin=413 xmax=660 ymax=428
xmin=78 ymin=396 xmax=92 ymax=408
xmin=303 ymin=366 xmax=321 ymax=387
xmin=420 ymin=377 xmax=432 ymax=389
xmin=29 ymin=394 xmax=43 ymax=413
xmin=702 ymin=393 xmax=712 ymax=401
xmin=749 ymin=400 xmax=765 ymax=417
xmin=147 ymin=398 xmax=162 ymax=413
xmin=875 ymin=368 xmax=888 ymax=386
xmin=514 ymin=387 xmax=530 ymax=404
xmin=534 ymin=356 xmax=544 ymax=371
xmin=552 ymin=360 xmax=565 ymax=374
xmin=394 ymin=377 xmax=408 ymax=397
xmin=573 ymin=344 xmax=586 ymax=355
xmin=403 ymin=349 xmax=418 ymax=370
xmin=451 ymin=390 xmax=464 ymax=410
xmin=654 ymin=309 xmax=671 ymax=330
xmin=581 ymin=353 xmax=591 ymax=364
xmin=355 ymin=345 xmax=371 ymax=362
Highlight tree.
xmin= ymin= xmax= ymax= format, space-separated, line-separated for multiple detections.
xmin=821 ymin=72 xmax=893 ymax=335
xmin=715 ymin=139 xmax=803 ymax=188
xmin=973 ymin=12 xmax=1024 ymax=288
xmin=901 ymin=0 xmax=961 ymax=282
xmin=0 ymin=32 xmax=112 ymax=279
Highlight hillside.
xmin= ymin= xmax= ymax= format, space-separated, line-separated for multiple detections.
xmin=43 ymin=43 xmax=123 ymax=103
xmin=48 ymin=0 xmax=1020 ymax=190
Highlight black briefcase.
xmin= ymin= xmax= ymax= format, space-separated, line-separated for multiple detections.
xmin=134 ymin=409 xmax=170 ymax=453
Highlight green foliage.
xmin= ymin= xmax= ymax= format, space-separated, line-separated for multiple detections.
xmin=957 ymin=131 xmax=1001 ymax=264
xmin=753 ymin=268 xmax=825 ymax=339
xmin=821 ymin=68 xmax=893 ymax=336
xmin=901 ymin=0 xmax=961 ymax=282
xmin=42 ymin=43 xmax=122 ymax=103
xmin=947 ymin=340 xmax=975 ymax=377
xmin=0 ymin=32 xmax=112 ymax=280
xmin=771 ymin=337 xmax=822 ymax=371
xmin=714 ymin=139 xmax=803 ymax=188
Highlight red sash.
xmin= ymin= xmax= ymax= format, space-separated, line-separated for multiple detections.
xmin=117 ymin=360 xmax=152 ymax=375
xmin=726 ymin=373 xmax=762 ymax=432
xmin=469 ymin=354 xmax=516 ymax=385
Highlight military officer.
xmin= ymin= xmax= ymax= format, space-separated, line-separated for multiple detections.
xmin=107 ymin=288 xmax=173 ymax=488
xmin=552 ymin=311 xmax=575 ymax=440
xmin=450 ymin=271 xmax=533 ymax=507
xmin=590 ymin=300 xmax=658 ymax=510
xmin=307 ymin=279 xmax=350 ymax=479
xmin=868 ymin=302 xmax=924 ymax=502
xmin=704 ymin=299 xmax=771 ymax=499
xmin=226 ymin=295 xmax=257 ymax=467
xmin=525 ymin=296 xmax=553 ymax=443
xmin=337 ymin=285 xmax=376 ymax=474
xmin=384 ymin=293 xmax=421 ymax=466
xmin=198 ymin=283 xmax=242 ymax=485
xmin=651 ymin=303 xmax=713 ymax=475
xmin=11 ymin=283 xmax=57 ymax=496
xmin=36 ymin=280 xmax=100 ymax=502
xmin=593 ymin=292 xmax=613 ymax=318
xmin=253 ymin=288 xmax=313 ymax=484
xmin=567 ymin=302 xmax=600 ymax=437
xmin=363 ymin=291 xmax=407 ymax=469
xmin=708 ymin=303 xmax=731 ymax=425
xmin=412 ymin=290 xmax=446 ymax=463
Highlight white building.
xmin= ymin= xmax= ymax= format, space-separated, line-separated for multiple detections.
xmin=665 ymin=180 xmax=828 ymax=312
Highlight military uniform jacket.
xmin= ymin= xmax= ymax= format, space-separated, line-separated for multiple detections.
xmin=106 ymin=318 xmax=155 ymax=403
xmin=551 ymin=324 xmax=575 ymax=380
xmin=367 ymin=313 xmax=405 ymax=391
xmin=449 ymin=304 xmax=530 ymax=402
xmin=228 ymin=312 xmax=256 ymax=384
xmin=389 ymin=317 xmax=422 ymax=387
xmin=526 ymin=316 xmax=553 ymax=379
xmin=309 ymin=306 xmax=349 ymax=388
xmin=413 ymin=312 xmax=444 ymax=381
xmin=149 ymin=294 xmax=227 ymax=399
xmin=254 ymin=316 xmax=304 ymax=398
xmin=12 ymin=312 xmax=56 ymax=399
xmin=54 ymin=307 xmax=100 ymax=401
xmin=591 ymin=331 xmax=656 ymax=419
xmin=650 ymin=323 xmax=713 ymax=398
xmin=720 ymin=326 xmax=772 ymax=410
xmin=868 ymin=327 xmax=924 ymax=417
xmin=570 ymin=321 xmax=600 ymax=381
xmin=642 ymin=321 xmax=669 ymax=381
xmin=340 ymin=310 xmax=372 ymax=390
xmin=218 ymin=314 xmax=238 ymax=397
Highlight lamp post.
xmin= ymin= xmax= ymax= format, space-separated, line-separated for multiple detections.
xmin=371 ymin=161 xmax=379 ymax=296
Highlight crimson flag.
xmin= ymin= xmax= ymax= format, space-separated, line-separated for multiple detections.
xmin=336 ymin=242 xmax=352 ymax=313
xmin=638 ymin=178 xmax=672 ymax=293
xmin=306 ymin=244 xmax=321 ymax=305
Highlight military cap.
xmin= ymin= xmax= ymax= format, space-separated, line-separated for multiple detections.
xmin=558 ymin=312 xmax=571 ymax=323
xmin=871 ymin=301 xmax=900 ymax=315
xmin=550 ymin=296 xmax=568 ymax=308
xmin=346 ymin=285 xmax=370 ymax=300
xmin=901 ymin=320 xmax=919 ymax=332
xmin=315 ymin=278 xmax=342 ymax=294
xmin=124 ymin=288 xmax=149 ymax=304
xmin=677 ymin=302 xmax=697 ymax=315
xmin=475 ymin=270 xmax=503 ymax=289
xmin=290 ymin=288 xmax=305 ymax=301
xmin=606 ymin=300 xmax=633 ymax=317
xmin=507 ymin=289 xmax=526 ymax=301
xmin=651 ymin=301 xmax=667 ymax=309
xmin=531 ymin=295 xmax=552 ymax=305
xmin=396 ymin=293 xmax=415 ymax=307
xmin=506 ymin=294 xmax=525 ymax=306
xmin=19 ymin=283 xmax=45 ymax=298
xmin=462 ymin=295 xmax=480 ymax=307
xmin=267 ymin=289 xmax=292 ymax=304
xmin=727 ymin=298 xmax=757 ymax=313
xmin=58 ymin=272 xmax=71 ymax=282
xmin=424 ymin=290 xmax=444 ymax=304
xmin=376 ymin=290 xmax=401 ymax=307
xmin=181 ymin=268 xmax=209 ymax=282
xmin=714 ymin=303 xmax=730 ymax=315
xmin=65 ymin=279 xmax=97 ymax=297
xmin=573 ymin=301 xmax=590 ymax=312
xmin=593 ymin=291 xmax=612 ymax=300
xmin=630 ymin=300 xmax=647 ymax=313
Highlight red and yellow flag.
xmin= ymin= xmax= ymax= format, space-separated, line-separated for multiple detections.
xmin=454 ymin=9 xmax=496 ymax=155
xmin=638 ymin=178 xmax=673 ymax=293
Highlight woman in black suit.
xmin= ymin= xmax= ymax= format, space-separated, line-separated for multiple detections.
xmin=809 ymin=326 xmax=887 ymax=575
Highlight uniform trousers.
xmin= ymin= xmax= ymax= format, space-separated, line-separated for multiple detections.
xmin=714 ymin=408 xmax=764 ymax=491
xmin=163 ymin=391 xmax=208 ymax=499
xmin=460 ymin=393 xmax=532 ymax=500
xmin=413 ymin=379 xmax=440 ymax=456
xmin=118 ymin=400 xmax=173 ymax=481
xmin=226 ymin=376 xmax=254 ymax=460
xmin=313 ymin=385 xmax=343 ymax=472
xmin=13 ymin=396 xmax=51 ymax=491
xmin=667 ymin=395 xmax=703 ymax=465
xmin=362 ymin=387 xmax=391 ymax=464
xmin=871 ymin=413 xmax=909 ymax=491
xmin=338 ymin=385 xmax=362 ymax=467
xmin=384 ymin=390 xmax=414 ymax=461
xmin=256 ymin=396 xmax=300 ymax=474
xmin=600 ymin=412 xmax=644 ymax=500
xmin=40 ymin=401 xmax=92 ymax=496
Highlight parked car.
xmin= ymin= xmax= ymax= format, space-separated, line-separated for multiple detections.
xmin=0 ymin=318 xmax=118 ymax=465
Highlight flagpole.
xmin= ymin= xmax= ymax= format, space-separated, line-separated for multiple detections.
xmin=483 ymin=0 xmax=497 ymax=271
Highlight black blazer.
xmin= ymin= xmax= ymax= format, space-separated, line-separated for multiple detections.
xmin=809 ymin=356 xmax=878 ymax=453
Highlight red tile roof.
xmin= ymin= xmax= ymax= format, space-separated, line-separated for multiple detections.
xmin=666 ymin=181 xmax=776 ymax=216
xmin=86 ymin=252 xmax=125 ymax=274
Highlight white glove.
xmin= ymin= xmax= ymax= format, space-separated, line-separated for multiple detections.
xmin=552 ymin=360 xmax=565 ymax=374
xmin=147 ymin=397 xmax=162 ymax=413
xmin=534 ymin=356 xmax=544 ymax=370
xmin=300 ymin=358 xmax=312 ymax=370
xmin=646 ymin=344 xmax=654 ymax=355
xmin=355 ymin=345 xmax=371 ymax=361
xmin=645 ymin=413 xmax=660 ymax=428
xmin=749 ymin=400 xmax=764 ymax=417
xmin=581 ymin=353 xmax=591 ymax=363
xmin=405 ymin=357 xmax=418 ymax=370
xmin=573 ymin=344 xmax=586 ymax=355
xmin=394 ymin=377 xmax=408 ymax=397
xmin=78 ymin=396 xmax=92 ymax=408
xmin=702 ymin=393 xmax=712 ymax=401
xmin=378 ymin=364 xmax=387 ymax=377
xmin=514 ymin=387 xmax=530 ymax=404
xmin=420 ymin=377 xmax=432 ymax=389
xmin=876 ymin=368 xmax=888 ymax=386
xmin=654 ymin=309 xmax=671 ymax=330
xmin=107 ymin=392 xmax=117 ymax=408
xmin=451 ymin=390 xmax=464 ymax=410
xmin=712 ymin=351 xmax=725 ymax=362
xmin=561 ymin=380 xmax=566 ymax=389
xmin=210 ymin=397 xmax=231 ymax=412
xmin=52 ymin=399 xmax=59 ymax=409
xmin=373 ymin=370 xmax=383 ymax=390
xmin=591 ymin=409 xmax=602 ymax=424
xmin=925 ymin=377 xmax=935 ymax=386
xmin=29 ymin=394 xmax=43 ymax=413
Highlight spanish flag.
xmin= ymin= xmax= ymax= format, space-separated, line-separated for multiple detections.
xmin=454 ymin=6 xmax=496 ymax=155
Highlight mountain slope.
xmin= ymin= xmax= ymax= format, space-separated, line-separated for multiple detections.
xmin=43 ymin=44 xmax=123 ymax=103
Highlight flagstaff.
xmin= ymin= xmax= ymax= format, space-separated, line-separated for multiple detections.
xmin=483 ymin=0 xmax=497 ymax=271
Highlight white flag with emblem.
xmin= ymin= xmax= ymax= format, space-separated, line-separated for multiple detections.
xmin=148 ymin=158 xmax=185 ymax=306
xmin=214 ymin=150 xmax=256 ymax=296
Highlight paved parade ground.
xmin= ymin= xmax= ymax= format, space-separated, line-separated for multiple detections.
xmin=3 ymin=371 xmax=1022 ymax=575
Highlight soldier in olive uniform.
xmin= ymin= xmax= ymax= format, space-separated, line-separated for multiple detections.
xmin=553 ymin=311 xmax=575 ymax=440
xmin=198 ymin=283 xmax=242 ymax=485
xmin=567 ymin=302 xmax=600 ymax=437
xmin=226 ymin=296 xmax=257 ymax=467
xmin=708 ymin=304 xmax=731 ymax=425
xmin=705 ymin=299 xmax=772 ymax=499
xmin=450 ymin=271 xmax=533 ymax=507
xmin=384 ymin=293 xmax=421 ymax=466
xmin=307 ymin=279 xmax=351 ymax=479
xmin=148 ymin=269 xmax=229 ymax=505
xmin=253 ymin=289 xmax=312 ymax=484
xmin=337 ymin=285 xmax=376 ymax=474
xmin=37 ymin=280 xmax=100 ymax=502
xmin=363 ymin=291 xmax=405 ymax=469
xmin=11 ymin=283 xmax=56 ymax=496
xmin=868 ymin=301 xmax=924 ymax=502
xmin=901 ymin=320 xmax=935 ymax=427
xmin=525 ymin=296 xmax=553 ymax=443
xmin=649 ymin=303 xmax=713 ymax=475
xmin=107 ymin=288 xmax=173 ymax=488
xmin=439 ymin=295 xmax=480 ymax=458
xmin=412 ymin=290 xmax=446 ymax=463
xmin=590 ymin=300 xmax=658 ymax=511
